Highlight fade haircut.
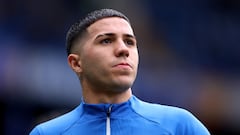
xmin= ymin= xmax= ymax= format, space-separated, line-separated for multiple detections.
xmin=66 ymin=8 xmax=130 ymax=55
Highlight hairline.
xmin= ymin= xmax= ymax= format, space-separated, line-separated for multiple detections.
xmin=66 ymin=9 xmax=131 ymax=55
xmin=70 ymin=16 xmax=131 ymax=54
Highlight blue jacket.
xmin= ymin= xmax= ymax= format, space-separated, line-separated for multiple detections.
xmin=30 ymin=95 xmax=210 ymax=135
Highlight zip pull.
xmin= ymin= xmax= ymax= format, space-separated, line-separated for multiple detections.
xmin=107 ymin=105 xmax=113 ymax=117
xmin=106 ymin=105 xmax=112 ymax=135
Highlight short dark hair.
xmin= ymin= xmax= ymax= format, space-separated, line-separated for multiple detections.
xmin=66 ymin=8 xmax=130 ymax=55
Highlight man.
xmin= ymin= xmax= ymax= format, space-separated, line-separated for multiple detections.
xmin=30 ymin=8 xmax=210 ymax=135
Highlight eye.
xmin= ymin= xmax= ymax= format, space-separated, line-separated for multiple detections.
xmin=100 ymin=38 xmax=112 ymax=44
xmin=125 ymin=39 xmax=136 ymax=46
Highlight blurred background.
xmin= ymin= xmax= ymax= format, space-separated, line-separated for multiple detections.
xmin=1 ymin=0 xmax=240 ymax=134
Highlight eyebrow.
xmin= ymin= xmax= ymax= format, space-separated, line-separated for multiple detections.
xmin=95 ymin=33 xmax=136 ymax=39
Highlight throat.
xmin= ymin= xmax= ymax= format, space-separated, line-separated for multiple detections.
xmin=82 ymin=88 xmax=132 ymax=104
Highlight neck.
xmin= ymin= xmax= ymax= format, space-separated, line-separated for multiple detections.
xmin=82 ymin=88 xmax=132 ymax=104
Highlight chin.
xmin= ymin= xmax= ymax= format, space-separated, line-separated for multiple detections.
xmin=111 ymin=87 xmax=130 ymax=94
xmin=112 ymin=81 xmax=133 ymax=92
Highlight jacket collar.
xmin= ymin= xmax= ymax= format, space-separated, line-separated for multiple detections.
xmin=80 ymin=96 xmax=134 ymax=117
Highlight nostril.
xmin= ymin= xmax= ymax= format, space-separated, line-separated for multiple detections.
xmin=125 ymin=52 xmax=129 ymax=57
xmin=117 ymin=50 xmax=129 ymax=57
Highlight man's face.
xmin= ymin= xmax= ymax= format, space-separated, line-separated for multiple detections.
xmin=78 ymin=17 xmax=139 ymax=93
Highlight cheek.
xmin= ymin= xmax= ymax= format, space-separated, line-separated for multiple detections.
xmin=132 ymin=50 xmax=139 ymax=65
xmin=82 ymin=50 xmax=106 ymax=69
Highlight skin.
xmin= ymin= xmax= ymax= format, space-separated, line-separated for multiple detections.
xmin=68 ymin=17 xmax=139 ymax=104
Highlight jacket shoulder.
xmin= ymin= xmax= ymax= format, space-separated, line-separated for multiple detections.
xmin=131 ymin=96 xmax=191 ymax=122
xmin=131 ymin=96 xmax=210 ymax=135
xmin=30 ymin=105 xmax=82 ymax=135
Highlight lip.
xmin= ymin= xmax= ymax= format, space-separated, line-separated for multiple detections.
xmin=113 ymin=62 xmax=132 ymax=68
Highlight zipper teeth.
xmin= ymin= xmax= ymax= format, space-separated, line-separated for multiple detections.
xmin=106 ymin=117 xmax=110 ymax=135
xmin=106 ymin=105 xmax=112 ymax=135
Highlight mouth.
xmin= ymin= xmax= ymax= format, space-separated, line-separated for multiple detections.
xmin=113 ymin=62 xmax=132 ymax=69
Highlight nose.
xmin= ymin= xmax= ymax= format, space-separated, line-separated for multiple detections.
xmin=114 ymin=40 xmax=129 ymax=57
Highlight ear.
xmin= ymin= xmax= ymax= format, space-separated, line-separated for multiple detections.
xmin=67 ymin=54 xmax=82 ymax=73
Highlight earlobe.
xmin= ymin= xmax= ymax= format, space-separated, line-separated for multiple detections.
xmin=67 ymin=54 xmax=82 ymax=73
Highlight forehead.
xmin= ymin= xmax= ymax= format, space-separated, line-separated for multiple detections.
xmin=86 ymin=17 xmax=134 ymax=37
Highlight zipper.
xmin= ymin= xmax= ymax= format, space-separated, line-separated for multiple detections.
xmin=106 ymin=105 xmax=112 ymax=135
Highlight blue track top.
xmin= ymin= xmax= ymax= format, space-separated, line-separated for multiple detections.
xmin=30 ymin=95 xmax=210 ymax=135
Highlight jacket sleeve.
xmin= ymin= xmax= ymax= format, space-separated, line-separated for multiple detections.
xmin=29 ymin=126 xmax=41 ymax=135
xmin=179 ymin=110 xmax=211 ymax=135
